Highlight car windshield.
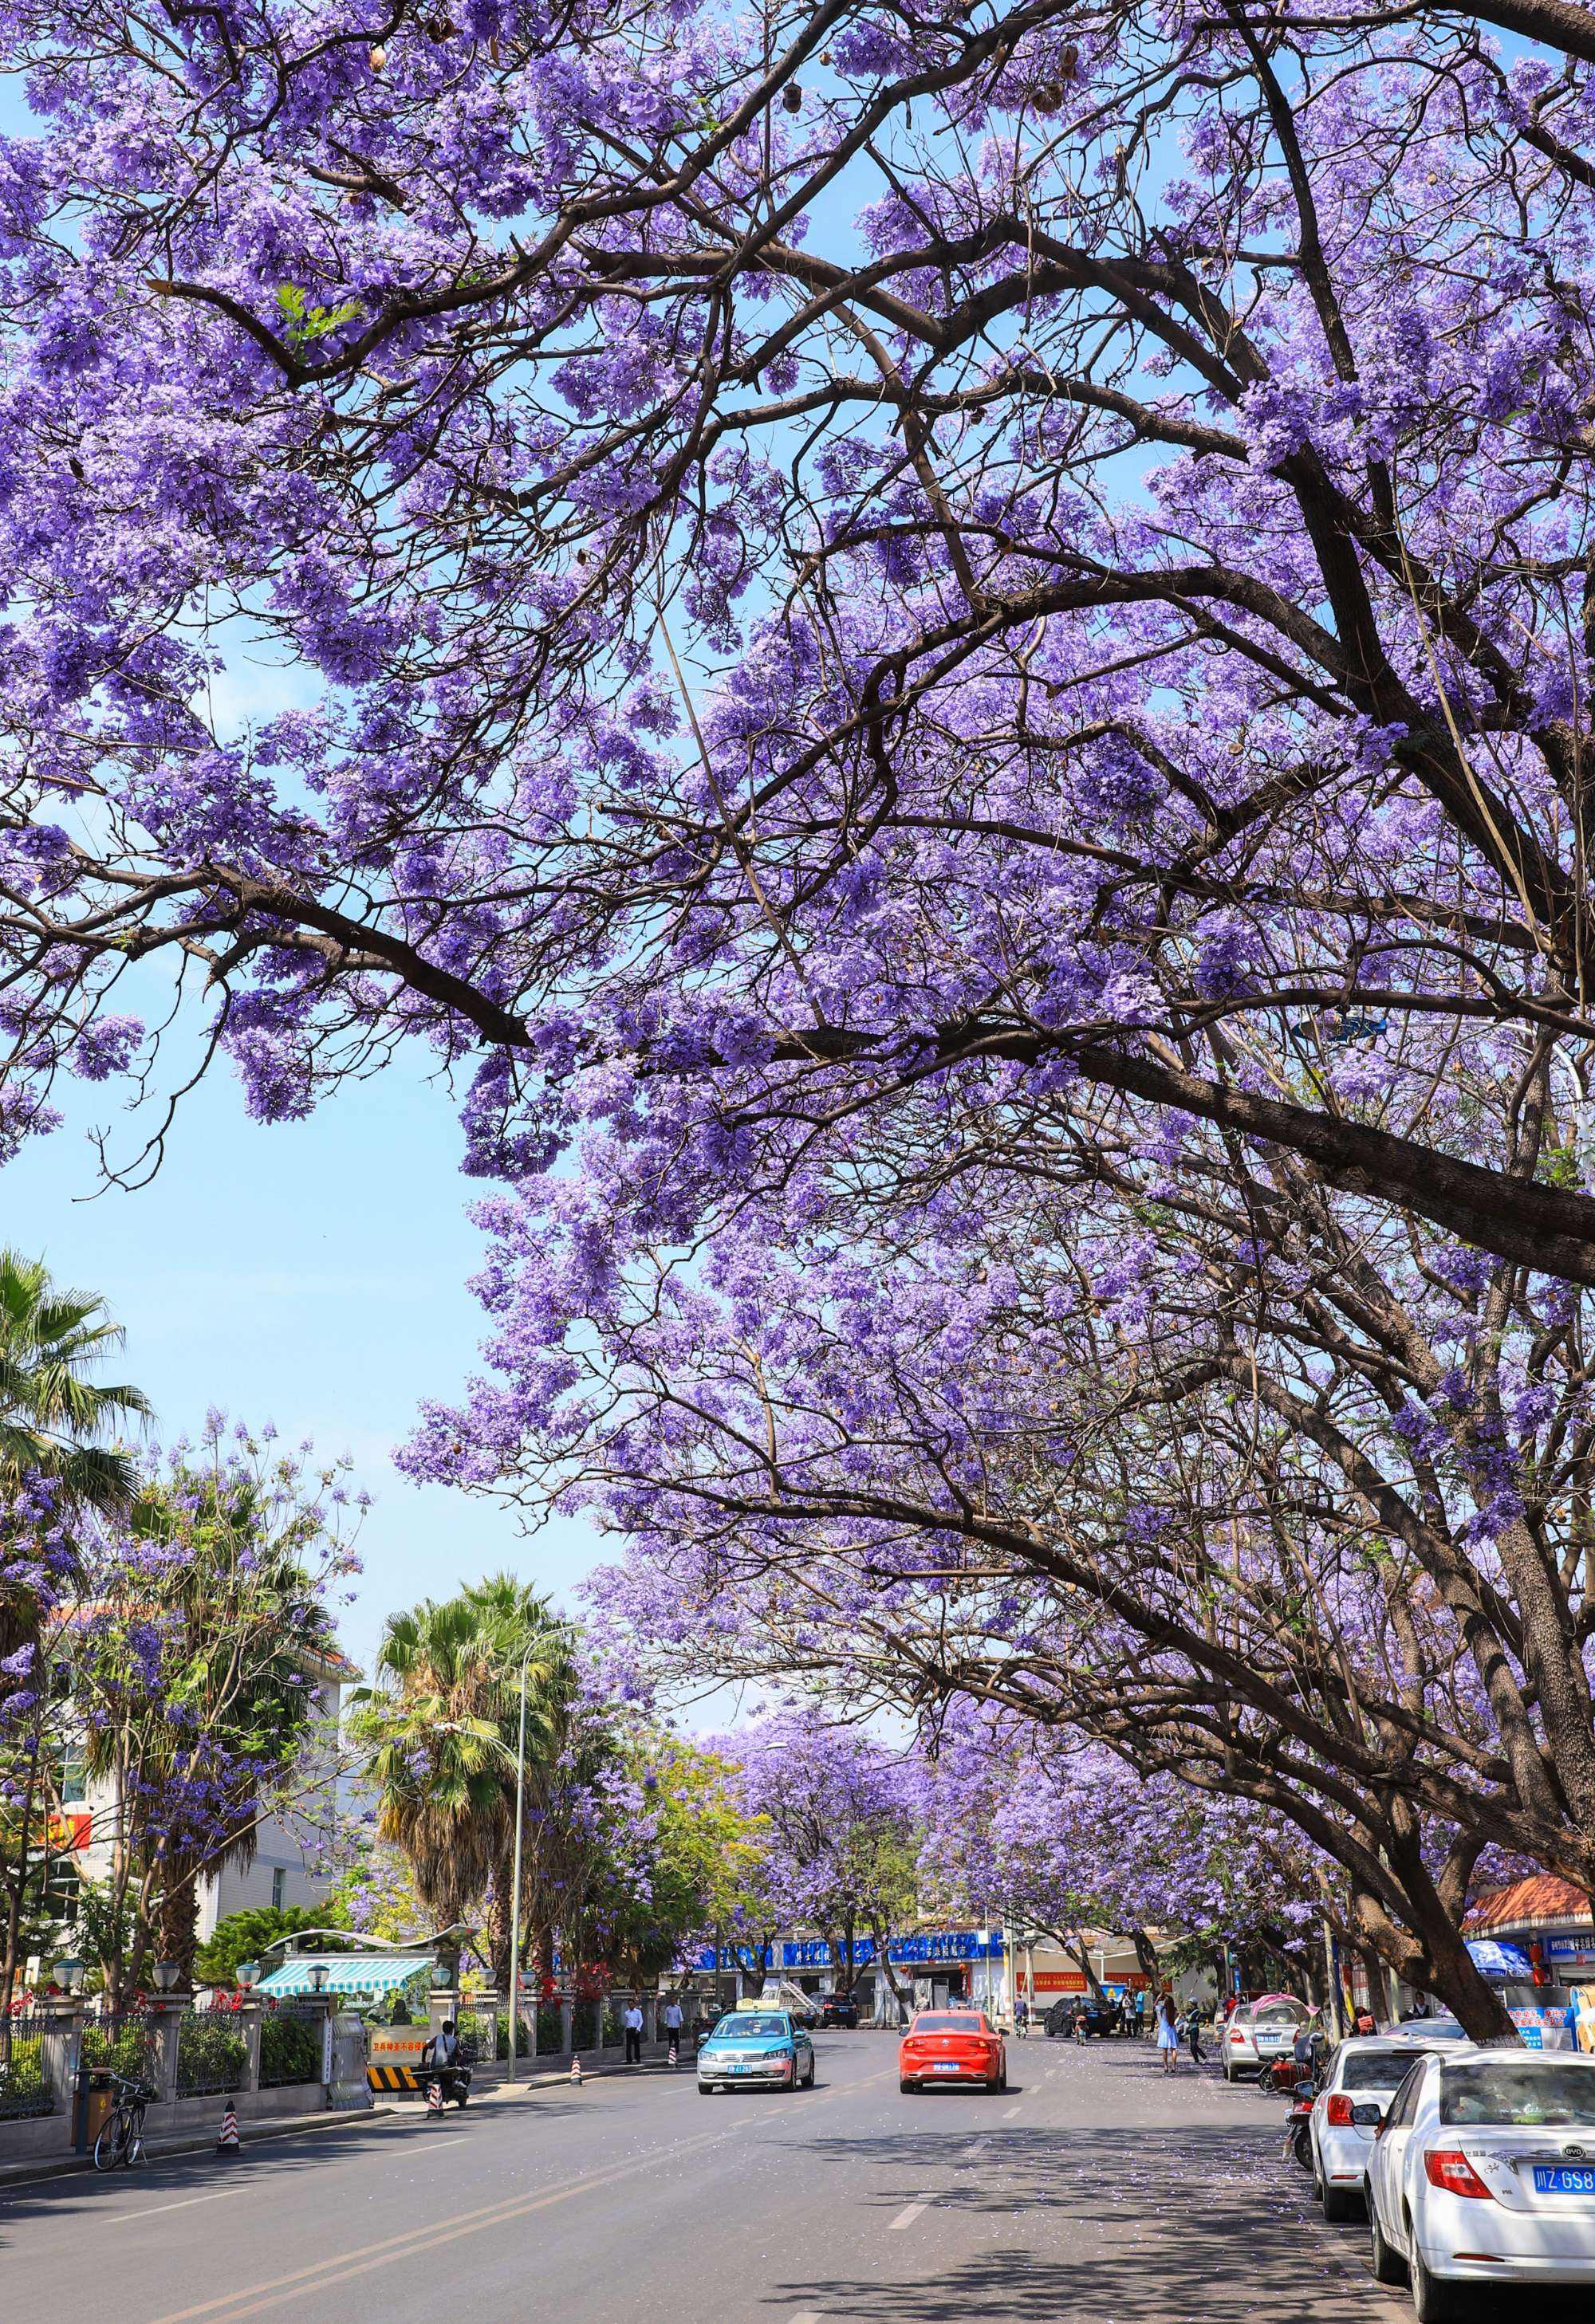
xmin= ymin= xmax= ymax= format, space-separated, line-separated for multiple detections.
xmin=913 ymin=2014 xmax=985 ymax=2034
xmin=1439 ymin=2063 xmax=1595 ymax=2127
xmin=1341 ymin=2047 xmax=1436 ymax=2091
xmin=718 ymin=2015 xmax=788 ymax=2039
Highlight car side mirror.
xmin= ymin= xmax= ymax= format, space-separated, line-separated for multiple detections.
xmin=1351 ymin=2102 xmax=1383 ymax=2128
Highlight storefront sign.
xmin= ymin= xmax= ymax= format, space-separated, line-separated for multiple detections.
xmin=1031 ymin=1972 xmax=1089 ymax=1993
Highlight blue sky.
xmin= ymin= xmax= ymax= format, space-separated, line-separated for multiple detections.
xmin=5 ymin=1041 xmax=608 ymax=1677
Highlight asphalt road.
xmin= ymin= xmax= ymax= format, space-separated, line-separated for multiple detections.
xmin=0 ymin=2035 xmax=1414 ymax=2324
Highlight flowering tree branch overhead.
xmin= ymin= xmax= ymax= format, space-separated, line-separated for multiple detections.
xmin=0 ymin=0 xmax=1594 ymax=1284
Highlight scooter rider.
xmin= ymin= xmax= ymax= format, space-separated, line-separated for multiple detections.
xmin=421 ymin=2018 xmax=464 ymax=2106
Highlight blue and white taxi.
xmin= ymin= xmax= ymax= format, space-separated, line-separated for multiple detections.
xmin=696 ymin=2009 xmax=815 ymax=2094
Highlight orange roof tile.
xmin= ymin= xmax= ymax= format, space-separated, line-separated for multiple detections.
xmin=1464 ymin=1874 xmax=1593 ymax=1934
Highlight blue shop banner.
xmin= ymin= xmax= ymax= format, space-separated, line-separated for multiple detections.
xmin=680 ymin=1929 xmax=1006 ymax=1974
xmin=779 ymin=1929 xmax=1005 ymax=1972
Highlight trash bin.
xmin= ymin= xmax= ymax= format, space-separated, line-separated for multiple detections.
xmin=75 ymin=2066 xmax=114 ymax=2154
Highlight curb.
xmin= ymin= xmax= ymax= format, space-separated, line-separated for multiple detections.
xmin=0 ymin=2104 xmax=396 ymax=2192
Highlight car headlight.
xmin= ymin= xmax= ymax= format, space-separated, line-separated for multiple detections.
xmin=760 ymin=2047 xmax=791 ymax=2061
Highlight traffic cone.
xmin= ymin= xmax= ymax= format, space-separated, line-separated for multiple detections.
xmin=569 ymin=2056 xmax=583 ymax=2086
xmin=425 ymin=2076 xmax=447 ymax=2121
xmin=215 ymin=2102 xmax=241 ymax=2157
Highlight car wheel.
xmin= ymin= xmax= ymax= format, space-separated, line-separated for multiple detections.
xmin=1368 ymin=2198 xmax=1406 ymax=2286
xmin=804 ymin=2058 xmax=816 ymax=2088
xmin=1320 ymin=2180 xmax=1358 ymax=2224
xmin=900 ymin=2078 xmax=918 ymax=2094
xmin=1411 ymin=2245 xmax=1463 ymax=2322
xmin=1223 ymin=2059 xmax=1235 ymax=2084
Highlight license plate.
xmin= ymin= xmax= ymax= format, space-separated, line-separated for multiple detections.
xmin=1533 ymin=2167 xmax=1595 ymax=2194
xmin=932 ymin=2062 xmax=962 ymax=2074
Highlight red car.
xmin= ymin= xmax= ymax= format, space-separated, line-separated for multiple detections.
xmin=899 ymin=2008 xmax=1008 ymax=2094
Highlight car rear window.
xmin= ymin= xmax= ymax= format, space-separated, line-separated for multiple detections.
xmin=1341 ymin=2047 xmax=1436 ymax=2091
xmin=1254 ymin=2002 xmax=1307 ymax=2024
xmin=912 ymin=2014 xmax=986 ymax=2034
xmin=1439 ymin=2062 xmax=1595 ymax=2127
xmin=720 ymin=2015 xmax=787 ymax=2039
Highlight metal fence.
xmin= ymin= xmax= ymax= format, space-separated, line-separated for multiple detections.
xmin=258 ymin=2004 xmax=323 ymax=2088
xmin=80 ymin=2007 xmax=158 ymax=2090
xmin=175 ymin=2009 xmax=246 ymax=2098
xmin=0 ymin=2015 xmax=52 ymax=2118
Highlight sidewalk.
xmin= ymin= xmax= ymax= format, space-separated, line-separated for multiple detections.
xmin=0 ymin=2046 xmax=699 ymax=2189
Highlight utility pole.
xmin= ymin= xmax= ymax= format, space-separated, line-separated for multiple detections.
xmin=506 ymin=1654 xmax=530 ymax=2082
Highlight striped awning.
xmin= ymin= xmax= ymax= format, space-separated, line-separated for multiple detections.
xmin=255 ymin=1954 xmax=431 ymax=1998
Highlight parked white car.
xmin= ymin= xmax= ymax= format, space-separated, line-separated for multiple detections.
xmin=1221 ymin=1995 xmax=1310 ymax=2082
xmin=1366 ymin=2046 xmax=1595 ymax=2321
xmin=1310 ymin=2035 xmax=1455 ymax=2220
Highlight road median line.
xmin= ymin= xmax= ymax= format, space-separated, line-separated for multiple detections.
xmin=140 ymin=2107 xmax=793 ymax=2324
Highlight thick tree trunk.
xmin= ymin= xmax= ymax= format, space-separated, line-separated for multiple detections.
xmin=1349 ymin=1884 xmax=1515 ymax=2041
xmin=156 ymin=1865 xmax=202 ymax=1990
xmin=1128 ymin=1929 xmax=1161 ymax=1989
xmin=1061 ymin=1930 xmax=1108 ymax=2000
xmin=871 ymin=1925 xmax=914 ymax=2020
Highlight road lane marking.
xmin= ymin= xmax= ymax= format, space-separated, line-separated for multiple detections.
xmin=139 ymin=2119 xmax=755 ymax=2324
xmin=791 ymin=2313 xmax=823 ymax=2322
xmin=888 ymin=2198 xmax=934 ymax=2231
xmin=1003 ymin=2105 xmax=1020 ymax=2120
xmin=102 ymin=2191 xmax=236 ymax=2228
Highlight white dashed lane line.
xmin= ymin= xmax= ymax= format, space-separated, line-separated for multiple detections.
xmin=101 ymin=2191 xmax=238 ymax=2229
xmin=1002 ymin=2105 xmax=1020 ymax=2120
xmin=887 ymin=2196 xmax=937 ymax=2231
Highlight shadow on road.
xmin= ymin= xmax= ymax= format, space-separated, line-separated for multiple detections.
xmin=766 ymin=2121 xmax=1595 ymax=2323
xmin=0 ymin=2089 xmax=605 ymax=2248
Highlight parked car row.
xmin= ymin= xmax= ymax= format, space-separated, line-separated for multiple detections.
xmin=1279 ymin=2026 xmax=1595 ymax=2321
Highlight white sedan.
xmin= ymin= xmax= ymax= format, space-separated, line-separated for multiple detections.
xmin=1310 ymin=2033 xmax=1463 ymax=2220
xmin=1221 ymin=1994 xmax=1309 ymax=2081
xmin=1367 ymin=2046 xmax=1595 ymax=2321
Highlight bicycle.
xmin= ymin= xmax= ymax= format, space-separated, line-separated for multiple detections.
xmin=93 ymin=2072 xmax=156 ymax=2172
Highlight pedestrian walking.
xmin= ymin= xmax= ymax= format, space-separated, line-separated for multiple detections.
xmin=1352 ymin=2005 xmax=1379 ymax=2038
xmin=1014 ymin=1995 xmax=1030 ymax=2040
xmin=662 ymin=1994 xmax=684 ymax=2066
xmin=1184 ymin=2001 xmax=1206 ymax=2066
xmin=1154 ymin=1989 xmax=1180 ymax=2074
xmin=624 ymin=2000 xmax=644 ymax=2065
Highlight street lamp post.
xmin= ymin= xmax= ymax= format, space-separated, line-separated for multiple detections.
xmin=506 ymin=1653 xmax=530 ymax=2082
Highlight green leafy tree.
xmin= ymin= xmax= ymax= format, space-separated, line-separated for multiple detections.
xmin=193 ymin=1902 xmax=346 ymax=1988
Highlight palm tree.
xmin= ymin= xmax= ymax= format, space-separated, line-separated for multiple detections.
xmin=0 ymin=1249 xmax=149 ymax=1508
xmin=349 ymin=1580 xmax=575 ymax=1988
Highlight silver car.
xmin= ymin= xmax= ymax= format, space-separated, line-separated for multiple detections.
xmin=1222 ymin=1995 xmax=1309 ymax=2082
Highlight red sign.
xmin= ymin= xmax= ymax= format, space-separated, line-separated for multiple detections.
xmin=1031 ymin=1972 xmax=1089 ymax=1993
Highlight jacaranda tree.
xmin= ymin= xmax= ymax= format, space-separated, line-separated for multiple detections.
xmin=7 ymin=0 xmax=1595 ymax=2029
